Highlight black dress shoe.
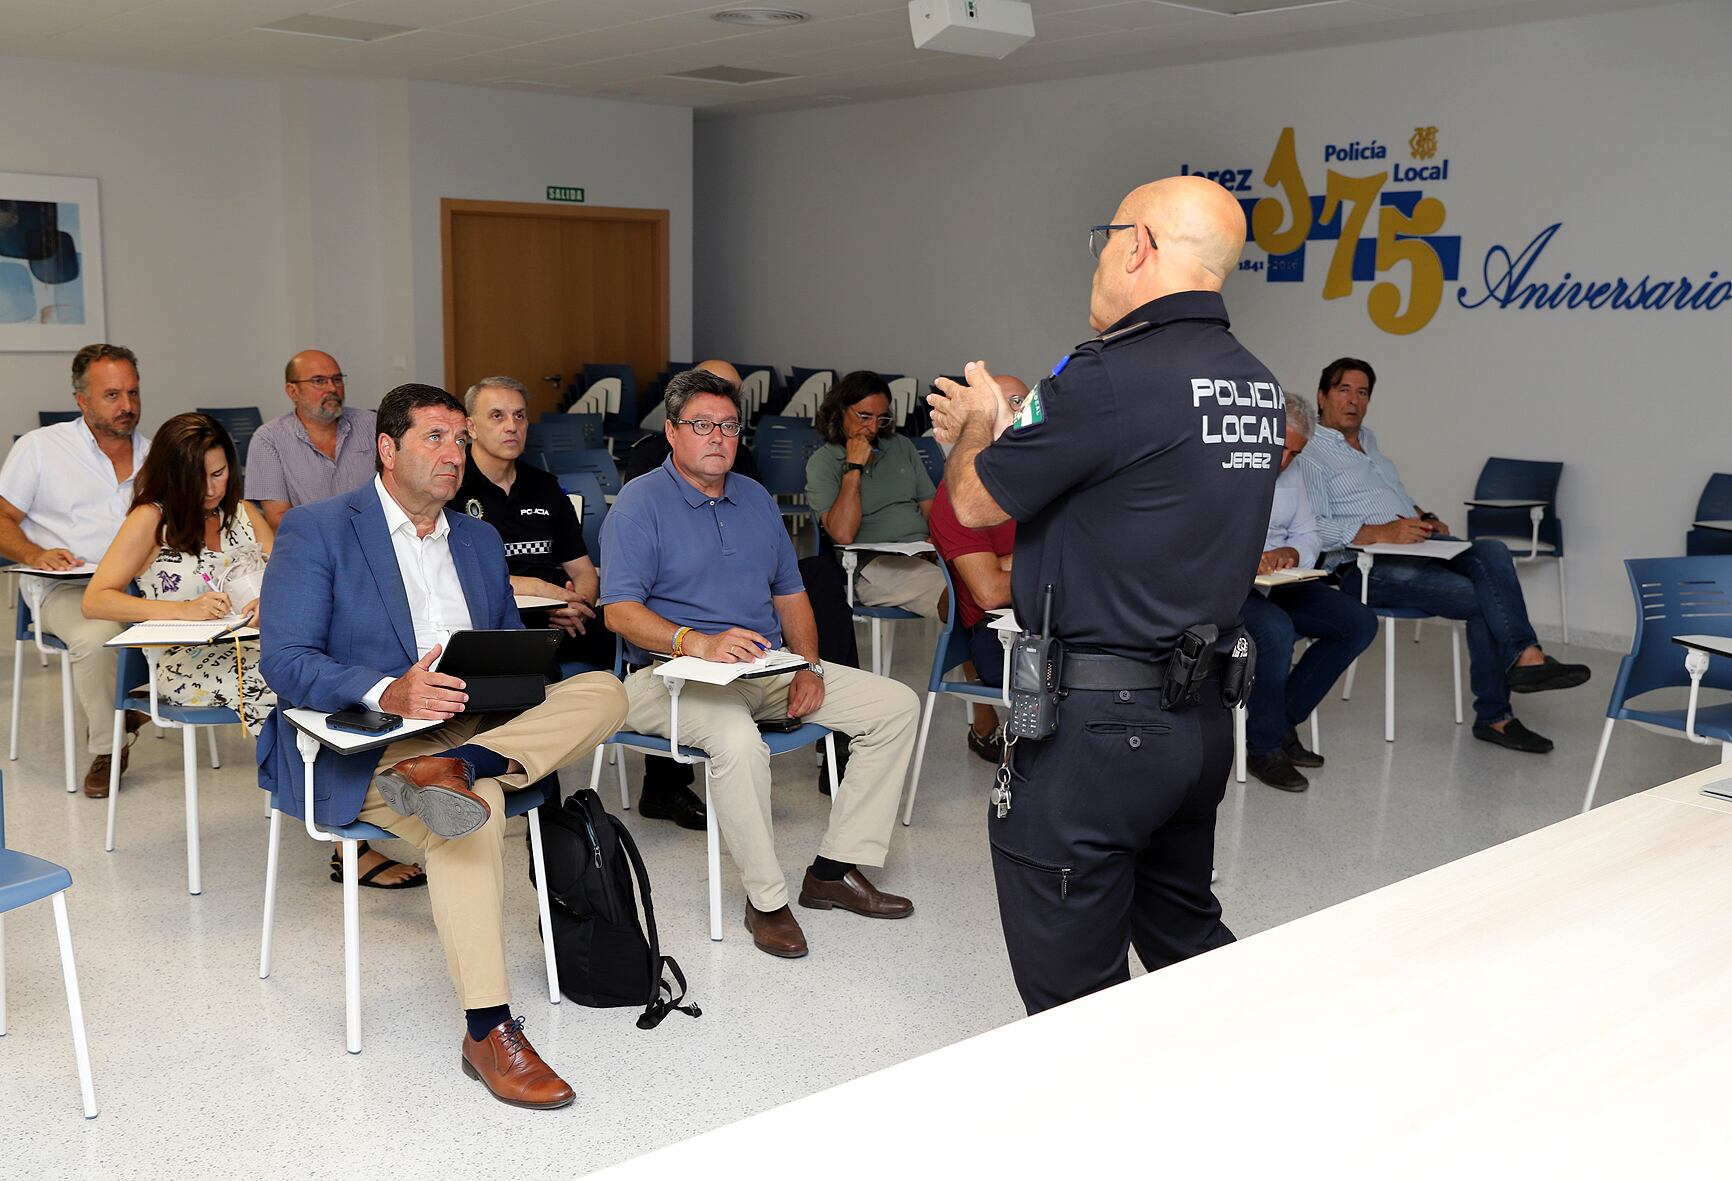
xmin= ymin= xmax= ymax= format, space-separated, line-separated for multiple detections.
xmin=1472 ymin=717 xmax=1554 ymax=753
xmin=1246 ymin=752 xmax=1308 ymax=792
xmin=966 ymin=725 xmax=1003 ymax=764
xmin=637 ymin=781 xmax=706 ymax=831
xmin=1281 ymin=726 xmax=1324 ymax=768
xmin=1507 ymin=654 xmax=1591 ymax=694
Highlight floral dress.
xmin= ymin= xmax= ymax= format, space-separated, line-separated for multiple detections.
xmin=136 ymin=510 xmax=276 ymax=736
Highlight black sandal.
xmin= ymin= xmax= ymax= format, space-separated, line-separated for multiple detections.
xmin=329 ymin=841 xmax=428 ymax=890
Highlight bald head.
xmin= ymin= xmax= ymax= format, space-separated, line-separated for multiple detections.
xmin=696 ymin=359 xmax=741 ymax=388
xmin=282 ymin=349 xmax=346 ymax=425
xmin=996 ymin=374 xmax=1029 ymax=408
xmin=1088 ymin=176 xmax=1249 ymax=332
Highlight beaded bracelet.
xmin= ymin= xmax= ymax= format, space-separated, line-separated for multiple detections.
xmin=672 ymin=626 xmax=692 ymax=656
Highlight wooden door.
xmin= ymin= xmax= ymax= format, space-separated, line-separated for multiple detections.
xmin=442 ymin=199 xmax=669 ymax=419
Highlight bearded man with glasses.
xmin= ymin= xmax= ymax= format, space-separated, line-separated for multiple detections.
xmin=246 ymin=349 xmax=379 ymax=530
xmin=600 ymin=368 xmax=922 ymax=960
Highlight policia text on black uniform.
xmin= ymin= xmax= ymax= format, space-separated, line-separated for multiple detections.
xmin=931 ymin=177 xmax=1284 ymax=1014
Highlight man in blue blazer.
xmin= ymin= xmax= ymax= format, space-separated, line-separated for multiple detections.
xmin=259 ymin=384 xmax=627 ymax=1110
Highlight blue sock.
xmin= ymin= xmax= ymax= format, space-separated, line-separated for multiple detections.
xmin=466 ymin=1004 xmax=511 ymax=1041
xmin=438 ymin=743 xmax=509 ymax=782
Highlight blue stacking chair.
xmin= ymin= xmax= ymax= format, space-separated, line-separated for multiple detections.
xmin=562 ymin=472 xmax=608 ymax=569
xmin=912 ymin=435 xmax=946 ymax=488
xmin=1582 ymin=557 xmax=1732 ymax=812
xmin=102 ymin=645 xmax=239 ymax=895
xmin=0 ymin=771 xmax=98 ymax=1117
xmin=258 ymin=718 xmax=564 ymax=1053
xmin=583 ymin=363 xmax=639 ymax=422
xmin=529 ymin=414 xmax=604 ymax=457
xmin=783 ymin=367 xmax=834 ymax=421
xmin=10 ymin=590 xmax=77 ymax=795
xmin=828 ymin=530 xmax=925 ymax=680
xmin=196 ymin=406 xmax=265 ymax=469
xmin=1465 ymin=457 xmax=1568 ymax=642
xmin=898 ymin=558 xmax=1003 ymax=826
xmin=544 ymin=448 xmax=621 ymax=499
xmin=752 ymin=418 xmax=823 ymax=538
xmin=1686 ymin=474 xmax=1732 ymax=557
xmin=37 ymin=410 xmax=81 ymax=428
xmin=735 ymin=364 xmax=782 ymax=423
xmin=587 ymin=637 xmax=837 ymax=942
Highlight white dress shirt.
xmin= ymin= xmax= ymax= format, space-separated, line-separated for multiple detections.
xmin=362 ymin=476 xmax=473 ymax=710
xmin=1262 ymin=463 xmax=1323 ymax=571
xmin=0 ymin=418 xmax=151 ymax=563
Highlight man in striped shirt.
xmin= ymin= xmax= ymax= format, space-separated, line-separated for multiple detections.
xmin=1295 ymin=358 xmax=1590 ymax=754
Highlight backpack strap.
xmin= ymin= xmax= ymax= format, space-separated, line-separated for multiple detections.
xmin=612 ymin=816 xmax=702 ymax=1029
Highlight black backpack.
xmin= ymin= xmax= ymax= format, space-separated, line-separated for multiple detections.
xmin=531 ymin=788 xmax=701 ymax=1029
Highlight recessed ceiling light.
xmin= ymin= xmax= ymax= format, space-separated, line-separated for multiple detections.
xmin=667 ymin=65 xmax=797 ymax=84
xmin=254 ymin=15 xmax=417 ymax=42
xmin=711 ymin=8 xmax=810 ymax=27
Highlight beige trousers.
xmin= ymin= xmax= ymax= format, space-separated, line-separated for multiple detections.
xmin=623 ymin=661 xmax=920 ymax=911
xmin=857 ymin=553 xmax=946 ymax=619
xmin=358 ymin=671 xmax=627 ymax=1009
xmin=36 ymin=581 xmax=124 ymax=754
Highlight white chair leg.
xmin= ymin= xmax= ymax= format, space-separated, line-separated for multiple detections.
xmin=1450 ymin=623 xmax=1463 ymax=725
xmin=259 ymin=809 xmax=281 ymax=979
xmin=1557 ymin=557 xmax=1569 ymax=645
xmin=1582 ymin=717 xmax=1616 ymax=813
xmin=51 ymin=893 xmax=98 ymax=1119
xmin=704 ymin=765 xmax=722 ymax=943
xmin=1342 ymin=657 xmax=1357 ymax=701
xmin=871 ymin=620 xmax=883 ymax=678
xmin=614 ymin=751 xmax=630 ymax=811
xmin=901 ymin=693 xmax=939 ymax=826
xmin=104 ymin=711 xmax=123 ymax=851
xmin=1233 ymin=703 xmax=1247 ymax=783
xmin=1412 ymin=619 xmax=1423 ymax=643
xmin=206 ymin=726 xmax=220 ymax=770
xmin=61 ymin=655 xmax=75 ymax=794
xmin=526 ymin=805 xmax=561 ymax=1004
xmin=342 ymin=838 xmax=362 ymax=1053
xmin=8 ymin=638 xmax=21 ymax=761
xmin=588 ymin=746 xmax=605 ymax=793
xmin=1309 ymin=710 xmax=1321 ymax=755
xmin=883 ymin=625 xmax=896 ymax=673
xmin=824 ymin=732 xmax=840 ymax=801
xmin=1383 ymin=619 xmax=1396 ymax=743
xmin=182 ymin=727 xmax=202 ymax=896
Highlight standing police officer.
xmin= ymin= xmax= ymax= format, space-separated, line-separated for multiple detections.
xmin=929 ymin=176 xmax=1285 ymax=1014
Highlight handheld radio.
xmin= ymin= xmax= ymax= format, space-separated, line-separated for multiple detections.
xmin=1007 ymin=584 xmax=1064 ymax=740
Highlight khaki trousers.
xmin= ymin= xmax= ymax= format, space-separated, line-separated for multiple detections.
xmin=857 ymin=553 xmax=946 ymax=619
xmin=623 ymin=661 xmax=919 ymax=911
xmin=36 ymin=581 xmax=124 ymax=754
xmin=357 ymin=671 xmax=627 ymax=1009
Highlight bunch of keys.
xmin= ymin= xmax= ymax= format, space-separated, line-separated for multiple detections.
xmin=991 ymin=734 xmax=1017 ymax=818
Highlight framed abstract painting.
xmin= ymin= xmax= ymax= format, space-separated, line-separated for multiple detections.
xmin=0 ymin=173 xmax=105 ymax=352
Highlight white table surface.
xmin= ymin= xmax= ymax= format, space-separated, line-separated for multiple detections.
xmin=1463 ymin=497 xmax=1548 ymax=508
xmin=1674 ymin=633 xmax=1732 ymax=659
xmin=284 ymin=706 xmax=441 ymax=755
xmin=595 ymin=762 xmax=1732 ymax=1176
xmin=1693 ymin=519 xmax=1732 ymax=533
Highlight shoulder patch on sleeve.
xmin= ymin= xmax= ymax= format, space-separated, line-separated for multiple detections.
xmin=1009 ymin=382 xmax=1047 ymax=433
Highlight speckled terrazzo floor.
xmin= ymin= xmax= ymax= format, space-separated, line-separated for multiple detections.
xmin=0 ymin=617 xmax=1712 ymax=1178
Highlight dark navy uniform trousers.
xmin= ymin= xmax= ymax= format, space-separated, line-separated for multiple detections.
xmin=990 ymin=685 xmax=1235 ymax=1015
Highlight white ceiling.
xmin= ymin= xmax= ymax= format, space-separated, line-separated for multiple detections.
xmin=0 ymin=0 xmax=1676 ymax=116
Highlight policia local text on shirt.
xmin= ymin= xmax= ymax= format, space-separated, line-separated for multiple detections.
xmin=930 ymin=176 xmax=1284 ymax=1015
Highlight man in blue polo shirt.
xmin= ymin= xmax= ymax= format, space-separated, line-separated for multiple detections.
xmin=600 ymin=369 xmax=921 ymax=960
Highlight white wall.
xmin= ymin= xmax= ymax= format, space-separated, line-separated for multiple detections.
xmin=0 ymin=62 xmax=692 ymax=444
xmin=693 ymin=0 xmax=1732 ymax=648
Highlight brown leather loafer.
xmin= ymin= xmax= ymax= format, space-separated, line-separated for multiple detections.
xmin=83 ymin=710 xmax=151 ymax=798
xmin=373 ymin=755 xmax=491 ymax=838
xmin=744 ymin=903 xmax=809 ymax=958
xmin=797 ymin=868 xmax=913 ymax=919
xmin=460 ymin=1016 xmax=574 ymax=1110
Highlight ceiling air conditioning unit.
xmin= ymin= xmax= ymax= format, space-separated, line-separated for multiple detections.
xmin=909 ymin=0 xmax=1035 ymax=59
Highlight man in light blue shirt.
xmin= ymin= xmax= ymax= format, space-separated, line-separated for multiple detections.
xmin=1296 ymin=358 xmax=1589 ymax=754
xmin=1238 ymin=398 xmax=1377 ymax=790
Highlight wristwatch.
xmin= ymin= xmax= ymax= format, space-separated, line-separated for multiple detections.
xmin=843 ymin=462 xmax=867 ymax=475
xmin=805 ymin=662 xmax=825 ymax=678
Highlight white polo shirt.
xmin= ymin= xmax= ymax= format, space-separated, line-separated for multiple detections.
xmin=0 ymin=417 xmax=151 ymax=564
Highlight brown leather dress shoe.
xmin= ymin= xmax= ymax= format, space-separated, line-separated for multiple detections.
xmin=83 ymin=712 xmax=149 ymax=798
xmin=744 ymin=903 xmax=809 ymax=958
xmin=460 ymin=1016 xmax=574 ymax=1110
xmin=797 ymin=868 xmax=914 ymax=919
xmin=373 ymin=755 xmax=491 ymax=838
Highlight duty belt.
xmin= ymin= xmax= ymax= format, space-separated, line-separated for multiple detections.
xmin=1057 ymin=650 xmax=1223 ymax=692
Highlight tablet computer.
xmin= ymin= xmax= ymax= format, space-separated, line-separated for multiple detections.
xmin=438 ymin=629 xmax=562 ymax=714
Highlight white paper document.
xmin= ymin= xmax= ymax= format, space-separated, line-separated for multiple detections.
xmin=838 ymin=541 xmax=935 ymax=557
xmin=1254 ymin=567 xmax=1331 ymax=588
xmin=5 ymin=565 xmax=94 ymax=578
xmin=1354 ymin=540 xmax=1472 ymax=561
xmin=514 ymin=594 xmax=566 ymax=610
xmin=656 ymin=649 xmax=811 ymax=686
xmin=106 ymin=615 xmax=259 ymax=646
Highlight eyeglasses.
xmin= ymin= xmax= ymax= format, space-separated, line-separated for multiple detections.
xmin=673 ymin=418 xmax=743 ymax=437
xmin=1088 ymin=224 xmax=1156 ymax=261
xmin=850 ymin=410 xmax=894 ymax=429
xmin=292 ymin=374 xmax=346 ymax=389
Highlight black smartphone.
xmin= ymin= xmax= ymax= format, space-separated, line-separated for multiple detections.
xmin=328 ymin=706 xmax=401 ymax=735
xmin=756 ymin=716 xmax=804 ymax=734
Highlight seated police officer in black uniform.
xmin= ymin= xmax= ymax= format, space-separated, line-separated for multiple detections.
xmin=930 ymin=176 xmax=1284 ymax=1015
xmin=458 ymin=375 xmax=707 ymax=830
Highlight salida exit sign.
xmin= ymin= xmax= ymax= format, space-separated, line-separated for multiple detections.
xmin=546 ymin=186 xmax=585 ymax=203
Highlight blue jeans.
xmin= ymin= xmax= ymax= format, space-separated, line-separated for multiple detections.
xmin=1337 ymin=538 xmax=1539 ymax=726
xmin=1240 ymin=582 xmax=1379 ymax=756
